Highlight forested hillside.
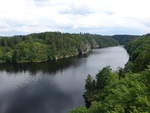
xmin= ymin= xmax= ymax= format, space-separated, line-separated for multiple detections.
xmin=125 ymin=34 xmax=150 ymax=72
xmin=70 ymin=34 xmax=150 ymax=113
xmin=0 ymin=32 xmax=118 ymax=63
xmin=112 ymin=35 xmax=139 ymax=45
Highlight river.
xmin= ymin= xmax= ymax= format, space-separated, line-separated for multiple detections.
xmin=0 ymin=46 xmax=129 ymax=113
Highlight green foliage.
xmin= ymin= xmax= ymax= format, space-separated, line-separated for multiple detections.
xmin=85 ymin=75 xmax=95 ymax=92
xmin=96 ymin=66 xmax=112 ymax=89
xmin=70 ymin=106 xmax=88 ymax=113
xmin=84 ymin=67 xmax=113 ymax=107
xmin=0 ymin=32 xmax=118 ymax=63
xmin=118 ymin=67 xmax=126 ymax=79
xmin=14 ymin=41 xmax=49 ymax=62
xmin=125 ymin=34 xmax=150 ymax=72
xmin=71 ymin=66 xmax=150 ymax=113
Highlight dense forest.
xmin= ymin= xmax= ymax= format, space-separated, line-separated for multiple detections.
xmin=70 ymin=34 xmax=150 ymax=113
xmin=0 ymin=32 xmax=118 ymax=63
xmin=125 ymin=34 xmax=150 ymax=72
xmin=112 ymin=35 xmax=139 ymax=45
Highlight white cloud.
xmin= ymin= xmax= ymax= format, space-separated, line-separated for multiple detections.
xmin=0 ymin=0 xmax=150 ymax=35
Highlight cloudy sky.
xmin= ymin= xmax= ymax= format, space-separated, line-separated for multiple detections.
xmin=0 ymin=0 xmax=150 ymax=36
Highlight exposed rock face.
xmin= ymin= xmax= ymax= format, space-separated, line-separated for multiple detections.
xmin=78 ymin=43 xmax=92 ymax=55
xmin=55 ymin=43 xmax=92 ymax=60
xmin=89 ymin=39 xmax=99 ymax=49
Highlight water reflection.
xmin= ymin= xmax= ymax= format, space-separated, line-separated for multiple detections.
xmin=0 ymin=46 xmax=129 ymax=113
xmin=0 ymin=58 xmax=83 ymax=75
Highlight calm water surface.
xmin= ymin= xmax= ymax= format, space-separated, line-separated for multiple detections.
xmin=0 ymin=46 xmax=129 ymax=113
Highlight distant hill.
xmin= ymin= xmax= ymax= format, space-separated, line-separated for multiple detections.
xmin=112 ymin=35 xmax=139 ymax=45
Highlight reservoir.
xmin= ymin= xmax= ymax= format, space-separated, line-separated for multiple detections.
xmin=0 ymin=46 xmax=129 ymax=113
